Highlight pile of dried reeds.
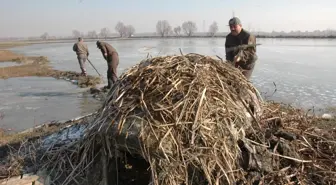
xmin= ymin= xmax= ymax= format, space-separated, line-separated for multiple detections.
xmin=3 ymin=53 xmax=335 ymax=185
xmin=78 ymin=53 xmax=263 ymax=185
xmin=251 ymin=102 xmax=336 ymax=184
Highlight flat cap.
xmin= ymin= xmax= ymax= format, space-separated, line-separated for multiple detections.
xmin=228 ymin=17 xmax=242 ymax=25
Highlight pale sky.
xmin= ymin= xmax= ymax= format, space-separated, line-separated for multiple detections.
xmin=1 ymin=0 xmax=336 ymax=37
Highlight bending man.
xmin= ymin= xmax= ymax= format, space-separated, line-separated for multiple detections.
xmin=96 ymin=40 xmax=119 ymax=89
xmin=225 ymin=17 xmax=258 ymax=80
xmin=73 ymin=37 xmax=89 ymax=76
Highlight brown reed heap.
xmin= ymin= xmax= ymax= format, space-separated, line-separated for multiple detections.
xmin=4 ymin=53 xmax=334 ymax=185
xmin=80 ymin=53 xmax=266 ymax=185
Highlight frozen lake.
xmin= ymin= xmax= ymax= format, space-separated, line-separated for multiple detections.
xmin=1 ymin=38 xmax=336 ymax=131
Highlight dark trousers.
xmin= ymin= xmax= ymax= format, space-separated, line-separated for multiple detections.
xmin=106 ymin=52 xmax=119 ymax=88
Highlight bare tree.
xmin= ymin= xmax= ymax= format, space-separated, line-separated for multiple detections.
xmin=72 ymin=30 xmax=81 ymax=38
xmin=208 ymin=21 xmax=218 ymax=37
xmin=115 ymin=22 xmax=127 ymax=37
xmin=156 ymin=20 xmax=171 ymax=37
xmin=182 ymin=21 xmax=197 ymax=36
xmin=40 ymin=32 xmax=49 ymax=40
xmin=87 ymin=30 xmax=98 ymax=38
xmin=169 ymin=30 xmax=174 ymax=36
xmin=99 ymin=27 xmax=110 ymax=40
xmin=173 ymin=26 xmax=181 ymax=36
xmin=125 ymin=25 xmax=135 ymax=37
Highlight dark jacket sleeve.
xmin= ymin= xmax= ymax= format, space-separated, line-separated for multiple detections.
xmin=225 ymin=36 xmax=234 ymax=61
xmin=73 ymin=43 xmax=77 ymax=52
xmin=100 ymin=43 xmax=108 ymax=60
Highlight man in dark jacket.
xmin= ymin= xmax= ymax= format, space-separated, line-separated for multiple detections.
xmin=73 ymin=37 xmax=89 ymax=76
xmin=225 ymin=17 xmax=258 ymax=80
xmin=96 ymin=40 xmax=119 ymax=89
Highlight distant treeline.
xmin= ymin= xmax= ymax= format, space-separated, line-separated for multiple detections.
xmin=25 ymin=34 xmax=336 ymax=42
xmin=3 ymin=35 xmax=336 ymax=43
xmin=2 ymin=19 xmax=336 ymax=41
xmin=256 ymin=35 xmax=336 ymax=39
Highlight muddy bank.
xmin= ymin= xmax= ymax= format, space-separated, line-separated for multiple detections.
xmin=88 ymin=86 xmax=110 ymax=100
xmin=0 ymin=50 xmax=26 ymax=62
xmin=0 ymin=49 xmax=102 ymax=88
xmin=0 ymin=56 xmax=51 ymax=79
xmin=50 ymin=71 xmax=102 ymax=88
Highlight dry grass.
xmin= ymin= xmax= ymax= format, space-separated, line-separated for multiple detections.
xmin=0 ymin=56 xmax=52 ymax=79
xmin=253 ymin=101 xmax=336 ymax=184
xmin=0 ymin=50 xmax=25 ymax=61
xmin=0 ymin=54 xmax=102 ymax=87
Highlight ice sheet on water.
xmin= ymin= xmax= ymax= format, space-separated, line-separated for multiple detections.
xmin=40 ymin=123 xmax=88 ymax=149
xmin=0 ymin=61 xmax=20 ymax=67
xmin=0 ymin=77 xmax=101 ymax=131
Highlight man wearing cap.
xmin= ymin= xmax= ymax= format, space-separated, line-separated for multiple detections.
xmin=96 ymin=40 xmax=119 ymax=89
xmin=73 ymin=37 xmax=89 ymax=76
xmin=225 ymin=17 xmax=258 ymax=80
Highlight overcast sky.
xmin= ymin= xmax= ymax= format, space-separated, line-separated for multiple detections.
xmin=1 ymin=0 xmax=336 ymax=37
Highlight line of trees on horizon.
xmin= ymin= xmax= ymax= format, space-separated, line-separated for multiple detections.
xmin=17 ymin=20 xmax=336 ymax=41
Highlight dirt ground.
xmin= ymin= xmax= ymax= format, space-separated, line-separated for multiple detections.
xmin=0 ymin=49 xmax=102 ymax=88
xmin=0 ymin=50 xmax=25 ymax=61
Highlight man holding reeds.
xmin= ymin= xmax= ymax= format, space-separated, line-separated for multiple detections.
xmin=96 ymin=40 xmax=119 ymax=89
xmin=225 ymin=17 xmax=258 ymax=80
xmin=73 ymin=37 xmax=89 ymax=76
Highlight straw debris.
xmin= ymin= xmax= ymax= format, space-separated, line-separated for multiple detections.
xmin=1 ymin=53 xmax=335 ymax=185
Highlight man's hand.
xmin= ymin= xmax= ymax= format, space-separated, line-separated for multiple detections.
xmin=104 ymin=53 xmax=107 ymax=57
xmin=233 ymin=50 xmax=243 ymax=64
xmin=233 ymin=55 xmax=241 ymax=63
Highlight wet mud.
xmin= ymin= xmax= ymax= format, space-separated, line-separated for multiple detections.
xmin=50 ymin=71 xmax=102 ymax=88
xmin=88 ymin=86 xmax=109 ymax=101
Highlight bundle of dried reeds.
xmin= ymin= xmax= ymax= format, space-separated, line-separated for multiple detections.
xmin=2 ymin=53 xmax=335 ymax=185
xmin=81 ymin=53 xmax=263 ymax=185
